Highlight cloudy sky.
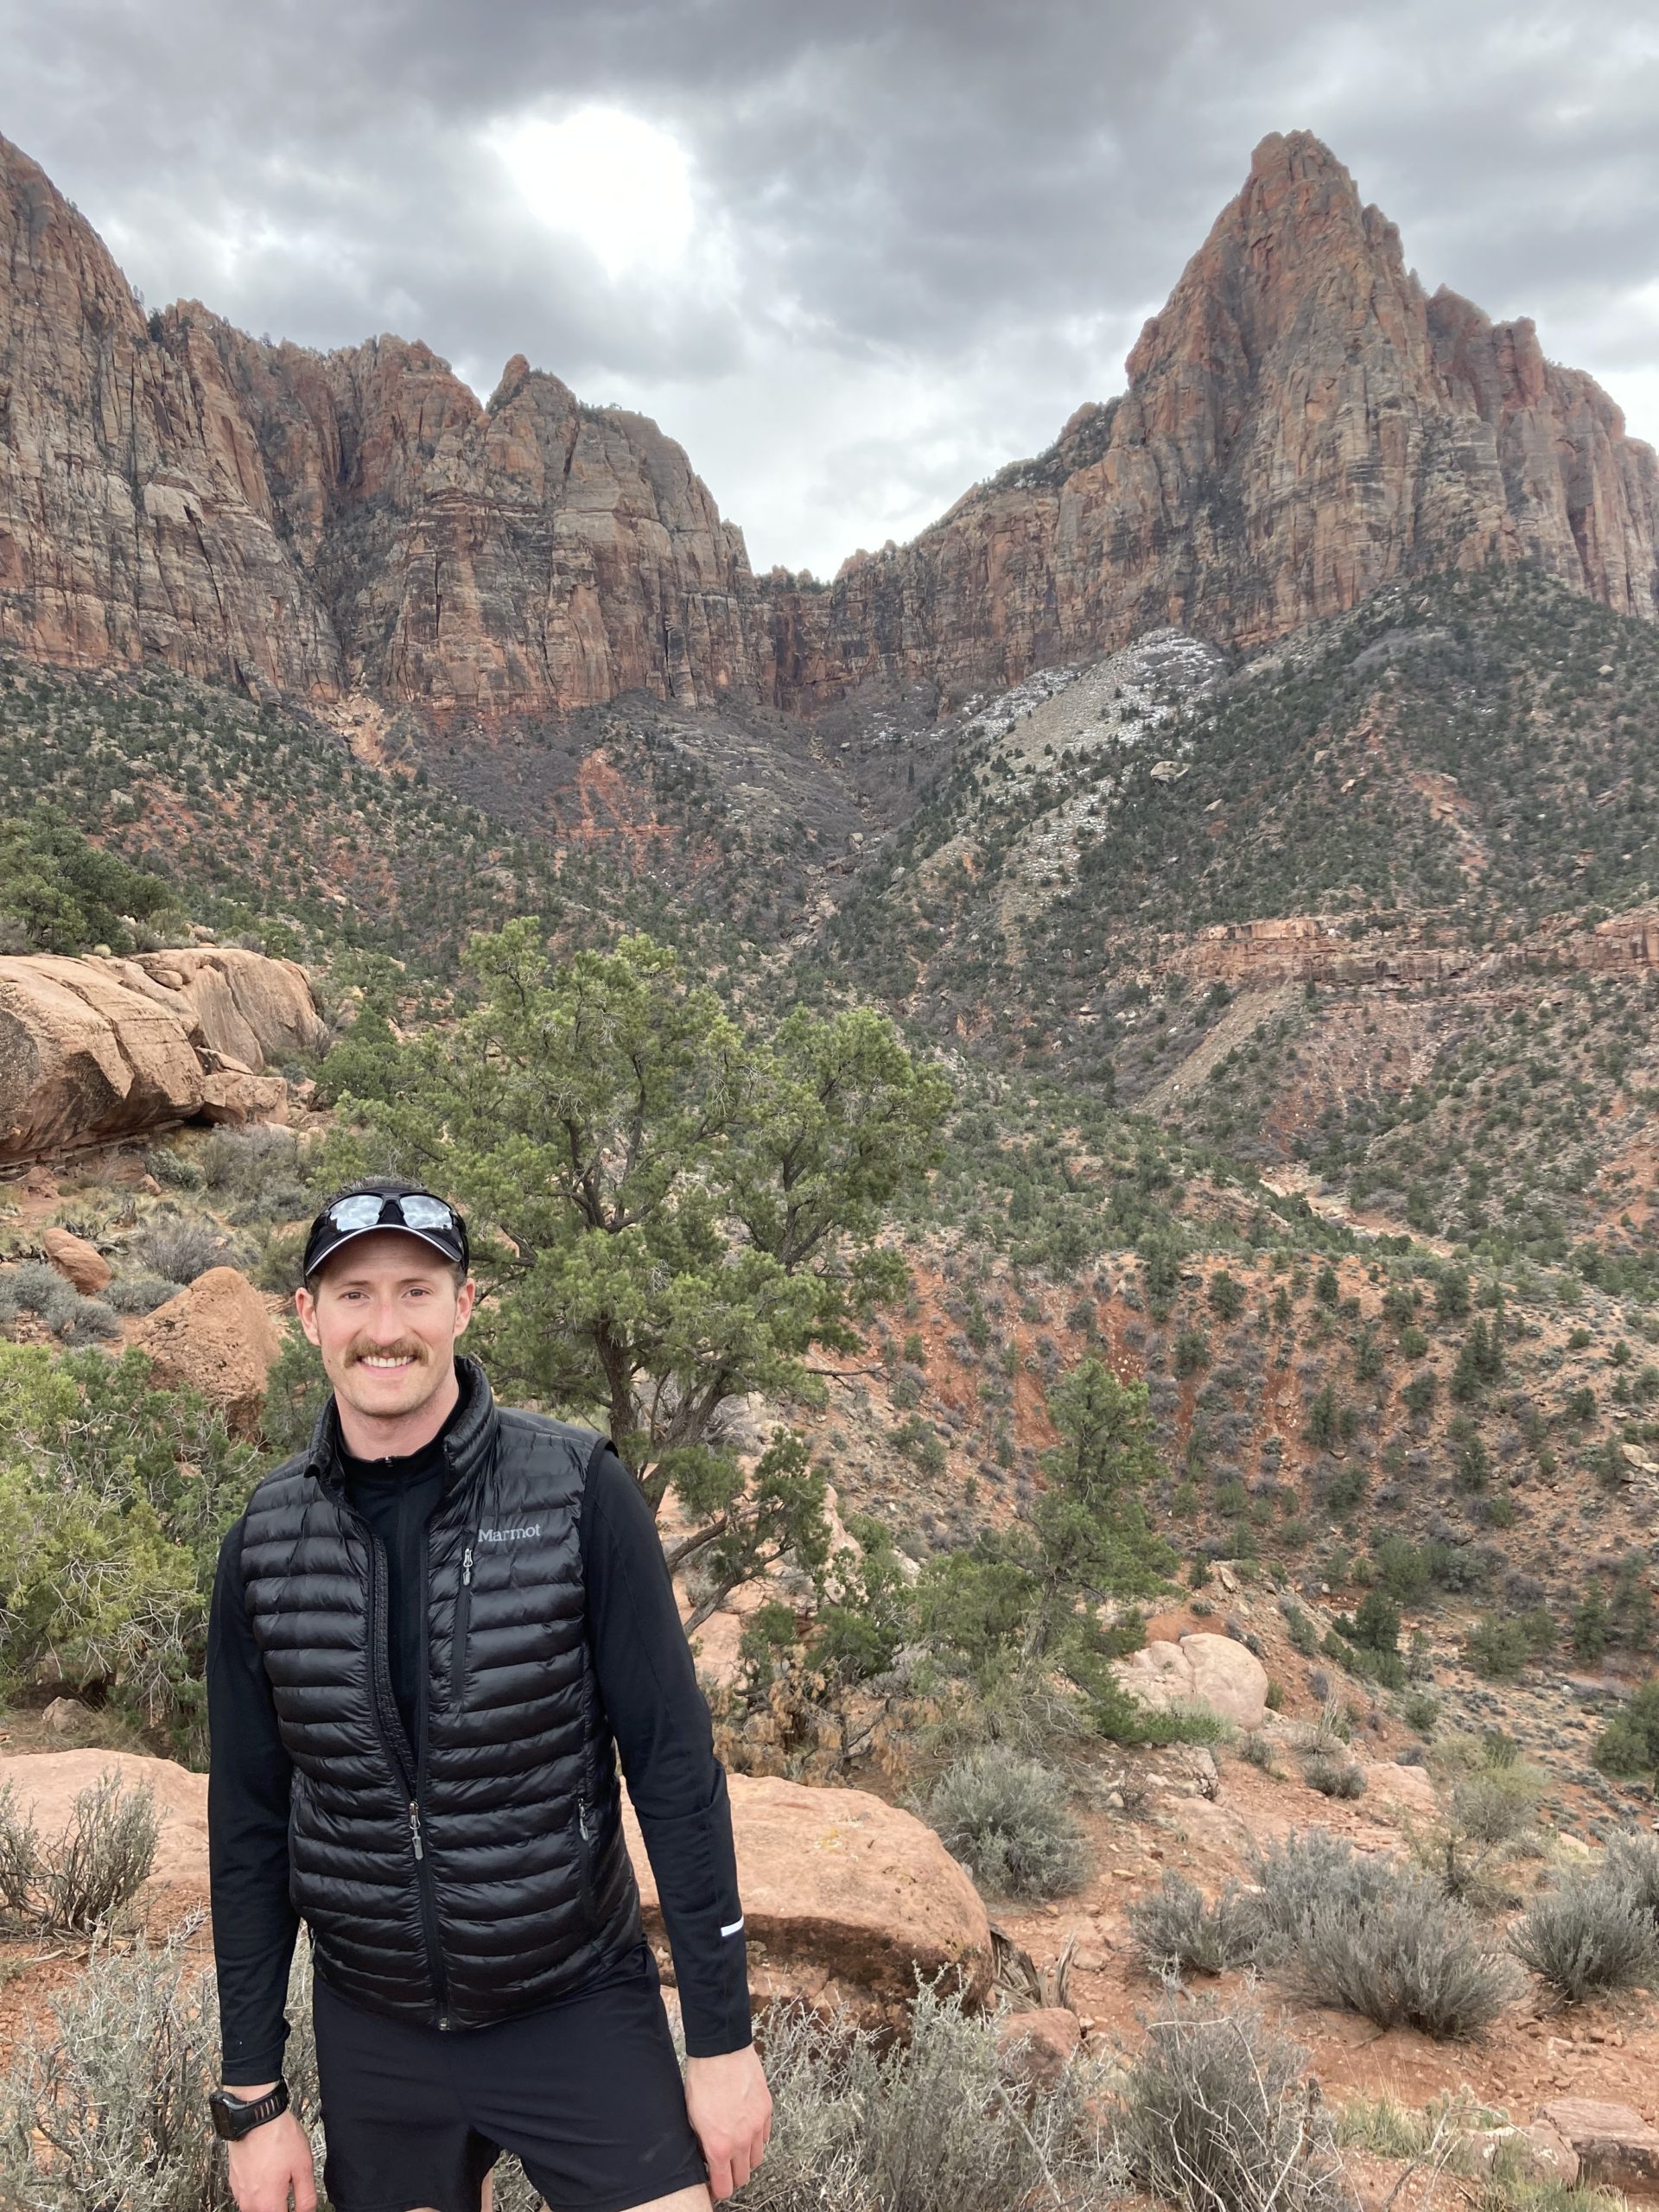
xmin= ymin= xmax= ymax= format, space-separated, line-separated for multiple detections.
xmin=5 ymin=1 xmax=1657 ymax=577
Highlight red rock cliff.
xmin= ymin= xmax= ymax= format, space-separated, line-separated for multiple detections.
xmin=0 ymin=137 xmax=341 ymax=695
xmin=770 ymin=131 xmax=1658 ymax=705
xmin=2 ymin=129 xmax=1655 ymax=717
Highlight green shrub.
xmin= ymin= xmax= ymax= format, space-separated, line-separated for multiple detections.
xmin=925 ymin=1748 xmax=1090 ymax=1900
xmin=1127 ymin=1873 xmax=1261 ymax=1979
xmin=0 ymin=1262 xmax=122 ymax=1345
xmin=1465 ymin=1613 xmax=1545 ymax=1681
xmin=1304 ymin=1754 xmax=1367 ymax=1800
xmin=0 ymin=805 xmax=185 ymax=957
xmin=124 ymin=1212 xmax=244 ymax=1286
xmin=745 ymin=1981 xmax=1117 ymax=2212
xmin=1595 ymin=1679 xmax=1659 ymax=1781
xmin=143 ymin=1146 xmax=206 ymax=1192
xmin=1248 ymin=1830 xmax=1395 ymax=1952
xmin=105 ymin=1272 xmax=184 ymax=1316
xmin=1249 ymin=1831 xmax=1518 ymax=2037
xmin=1115 ymin=1999 xmax=1346 ymax=2212
xmin=36 ymin=1773 xmax=159 ymax=1934
xmin=1601 ymin=1832 xmax=1659 ymax=1922
xmin=0 ymin=1931 xmax=324 ymax=2210
xmin=1510 ymin=1871 xmax=1659 ymax=2002
xmin=0 ymin=1343 xmax=256 ymax=1752
xmin=1285 ymin=1873 xmax=1518 ymax=2037
xmin=196 ymin=1126 xmax=315 ymax=1222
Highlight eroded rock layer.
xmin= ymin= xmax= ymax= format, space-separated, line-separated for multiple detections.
xmin=3 ymin=130 xmax=1655 ymax=718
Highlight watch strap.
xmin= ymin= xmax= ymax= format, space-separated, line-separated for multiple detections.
xmin=211 ymin=2080 xmax=289 ymax=2140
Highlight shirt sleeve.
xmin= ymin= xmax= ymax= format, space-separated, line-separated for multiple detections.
xmin=580 ymin=1445 xmax=753 ymax=2057
xmin=207 ymin=1517 xmax=301 ymax=2086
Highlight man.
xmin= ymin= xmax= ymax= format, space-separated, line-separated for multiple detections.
xmin=207 ymin=1178 xmax=771 ymax=2212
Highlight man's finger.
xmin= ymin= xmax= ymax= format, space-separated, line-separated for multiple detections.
xmin=706 ymin=2151 xmax=734 ymax=2202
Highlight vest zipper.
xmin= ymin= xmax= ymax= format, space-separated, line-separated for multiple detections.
xmin=449 ymin=1544 xmax=474 ymax=1707
xmin=365 ymin=1530 xmax=451 ymax=2029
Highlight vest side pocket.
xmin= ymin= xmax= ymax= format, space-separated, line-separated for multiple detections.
xmin=575 ymin=1796 xmax=595 ymax=1925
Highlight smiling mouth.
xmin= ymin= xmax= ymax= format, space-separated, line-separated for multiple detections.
xmin=353 ymin=1351 xmax=423 ymax=1371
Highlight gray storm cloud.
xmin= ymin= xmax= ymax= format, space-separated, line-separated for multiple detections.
xmin=5 ymin=0 xmax=1656 ymax=575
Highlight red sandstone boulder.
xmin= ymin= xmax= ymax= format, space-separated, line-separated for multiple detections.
xmin=625 ymin=1774 xmax=992 ymax=2034
xmin=131 ymin=948 xmax=327 ymax=1071
xmin=41 ymin=1225 xmax=112 ymax=1295
xmin=198 ymin=1068 xmax=289 ymax=1126
xmin=0 ymin=1748 xmax=207 ymax=1908
xmin=0 ymin=948 xmax=324 ymax=1164
xmin=0 ymin=954 xmax=205 ymax=1162
xmin=132 ymin=1267 xmax=283 ymax=1434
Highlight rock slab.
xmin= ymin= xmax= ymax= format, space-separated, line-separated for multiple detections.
xmin=625 ymin=1773 xmax=993 ymax=2032
xmin=1535 ymin=2101 xmax=1659 ymax=2196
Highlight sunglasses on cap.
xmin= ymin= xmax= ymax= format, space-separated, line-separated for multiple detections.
xmin=302 ymin=1189 xmax=470 ymax=1279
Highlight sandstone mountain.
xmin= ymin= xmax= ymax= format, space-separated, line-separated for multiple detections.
xmin=1 ymin=129 xmax=1655 ymax=722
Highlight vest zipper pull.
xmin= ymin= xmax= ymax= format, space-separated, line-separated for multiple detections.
xmin=461 ymin=1546 xmax=474 ymax=1586
xmin=409 ymin=1802 xmax=423 ymax=1861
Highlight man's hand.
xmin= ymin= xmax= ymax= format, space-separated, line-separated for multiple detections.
xmin=683 ymin=2044 xmax=772 ymax=2202
xmin=222 ymin=2086 xmax=316 ymax=2212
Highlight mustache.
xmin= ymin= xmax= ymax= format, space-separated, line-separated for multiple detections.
xmin=346 ymin=1341 xmax=429 ymax=1366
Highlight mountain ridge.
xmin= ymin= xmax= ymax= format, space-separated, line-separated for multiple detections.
xmin=1 ymin=128 xmax=1654 ymax=721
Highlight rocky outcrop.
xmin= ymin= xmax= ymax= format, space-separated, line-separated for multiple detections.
xmin=188 ymin=323 xmax=767 ymax=713
xmin=130 ymin=1266 xmax=283 ymax=1433
xmin=1116 ymin=1630 xmax=1269 ymax=1732
xmin=3 ymin=129 xmax=1655 ymax=718
xmin=0 ymin=946 xmax=321 ymax=1163
xmin=624 ymin=1773 xmax=993 ymax=2034
xmin=127 ymin=947 xmax=328 ymax=1069
xmin=0 ymin=954 xmax=208 ymax=1160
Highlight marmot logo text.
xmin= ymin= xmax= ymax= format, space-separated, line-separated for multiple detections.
xmin=478 ymin=1525 xmax=541 ymax=1542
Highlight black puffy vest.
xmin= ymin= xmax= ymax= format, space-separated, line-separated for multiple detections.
xmin=238 ymin=1360 xmax=641 ymax=2030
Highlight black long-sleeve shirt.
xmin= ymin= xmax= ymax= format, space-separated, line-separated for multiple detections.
xmin=207 ymin=1418 xmax=750 ymax=2082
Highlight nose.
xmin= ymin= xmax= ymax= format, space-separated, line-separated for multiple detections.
xmin=363 ymin=1293 xmax=415 ymax=1344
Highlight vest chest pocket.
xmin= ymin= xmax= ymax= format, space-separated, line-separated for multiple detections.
xmin=448 ymin=1544 xmax=474 ymax=1707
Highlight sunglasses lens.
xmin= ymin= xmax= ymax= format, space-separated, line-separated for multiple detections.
xmin=328 ymin=1195 xmax=386 ymax=1231
xmin=399 ymin=1197 xmax=456 ymax=1231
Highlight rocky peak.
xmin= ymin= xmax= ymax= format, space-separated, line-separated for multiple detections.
xmin=1 ymin=127 xmax=1654 ymax=719
xmin=773 ymin=130 xmax=1656 ymax=703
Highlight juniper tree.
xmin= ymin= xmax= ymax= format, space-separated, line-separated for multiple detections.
xmin=322 ymin=924 xmax=951 ymax=1603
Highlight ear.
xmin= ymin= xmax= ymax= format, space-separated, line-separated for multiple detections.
xmin=296 ymin=1284 xmax=322 ymax=1348
xmin=453 ymin=1277 xmax=477 ymax=1339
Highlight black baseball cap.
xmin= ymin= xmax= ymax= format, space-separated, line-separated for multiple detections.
xmin=302 ymin=1179 xmax=470 ymax=1282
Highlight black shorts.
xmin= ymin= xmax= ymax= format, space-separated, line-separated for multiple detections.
xmin=312 ymin=1948 xmax=708 ymax=2212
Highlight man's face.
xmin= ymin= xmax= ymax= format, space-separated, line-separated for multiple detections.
xmin=296 ymin=1230 xmax=475 ymax=1427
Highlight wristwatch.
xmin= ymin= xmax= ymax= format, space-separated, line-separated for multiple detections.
xmin=209 ymin=2082 xmax=290 ymax=2141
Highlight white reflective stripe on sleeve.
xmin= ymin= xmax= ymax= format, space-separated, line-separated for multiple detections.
xmin=720 ymin=1916 xmax=745 ymax=1938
